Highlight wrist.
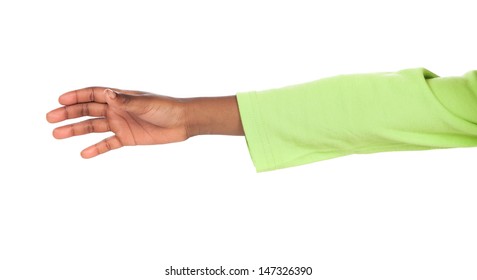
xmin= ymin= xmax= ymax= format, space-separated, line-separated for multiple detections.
xmin=183 ymin=95 xmax=244 ymax=138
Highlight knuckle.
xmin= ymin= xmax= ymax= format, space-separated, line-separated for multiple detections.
xmin=104 ymin=138 xmax=112 ymax=151
xmin=89 ymin=88 xmax=95 ymax=102
xmin=63 ymin=107 xmax=69 ymax=119
xmin=120 ymin=94 xmax=131 ymax=106
xmin=85 ymin=120 xmax=94 ymax=133
xmin=81 ymin=104 xmax=89 ymax=116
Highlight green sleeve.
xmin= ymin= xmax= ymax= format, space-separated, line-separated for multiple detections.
xmin=236 ymin=67 xmax=477 ymax=172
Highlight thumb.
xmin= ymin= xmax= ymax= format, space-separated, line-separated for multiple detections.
xmin=104 ymin=88 xmax=143 ymax=114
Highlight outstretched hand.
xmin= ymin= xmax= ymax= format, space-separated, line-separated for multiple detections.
xmin=46 ymin=87 xmax=189 ymax=158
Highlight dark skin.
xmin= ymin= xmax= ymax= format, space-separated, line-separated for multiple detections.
xmin=46 ymin=87 xmax=245 ymax=158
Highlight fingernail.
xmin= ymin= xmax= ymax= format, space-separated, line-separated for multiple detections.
xmin=105 ymin=88 xmax=116 ymax=99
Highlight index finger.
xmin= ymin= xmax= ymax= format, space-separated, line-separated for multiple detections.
xmin=58 ymin=87 xmax=108 ymax=105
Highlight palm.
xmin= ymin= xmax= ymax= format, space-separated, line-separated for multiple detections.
xmin=106 ymin=105 xmax=186 ymax=146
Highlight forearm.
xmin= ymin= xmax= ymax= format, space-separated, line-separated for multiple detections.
xmin=183 ymin=95 xmax=244 ymax=137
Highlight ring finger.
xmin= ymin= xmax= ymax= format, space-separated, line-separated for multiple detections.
xmin=53 ymin=118 xmax=110 ymax=139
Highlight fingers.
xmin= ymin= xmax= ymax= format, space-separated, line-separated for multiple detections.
xmin=58 ymin=87 xmax=146 ymax=106
xmin=46 ymin=103 xmax=107 ymax=123
xmin=52 ymin=118 xmax=110 ymax=139
xmin=81 ymin=136 xmax=123 ymax=159
xmin=58 ymin=87 xmax=109 ymax=106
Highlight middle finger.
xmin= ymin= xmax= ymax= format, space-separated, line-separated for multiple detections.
xmin=47 ymin=103 xmax=107 ymax=123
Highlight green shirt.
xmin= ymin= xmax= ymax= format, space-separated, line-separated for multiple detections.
xmin=236 ymin=68 xmax=477 ymax=172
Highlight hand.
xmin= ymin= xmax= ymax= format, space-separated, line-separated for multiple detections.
xmin=46 ymin=87 xmax=188 ymax=158
xmin=46 ymin=87 xmax=244 ymax=159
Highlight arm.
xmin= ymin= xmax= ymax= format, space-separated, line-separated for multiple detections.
xmin=183 ymin=96 xmax=244 ymax=137
xmin=47 ymin=68 xmax=477 ymax=171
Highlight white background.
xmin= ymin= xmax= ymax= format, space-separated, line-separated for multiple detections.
xmin=1 ymin=0 xmax=476 ymax=279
